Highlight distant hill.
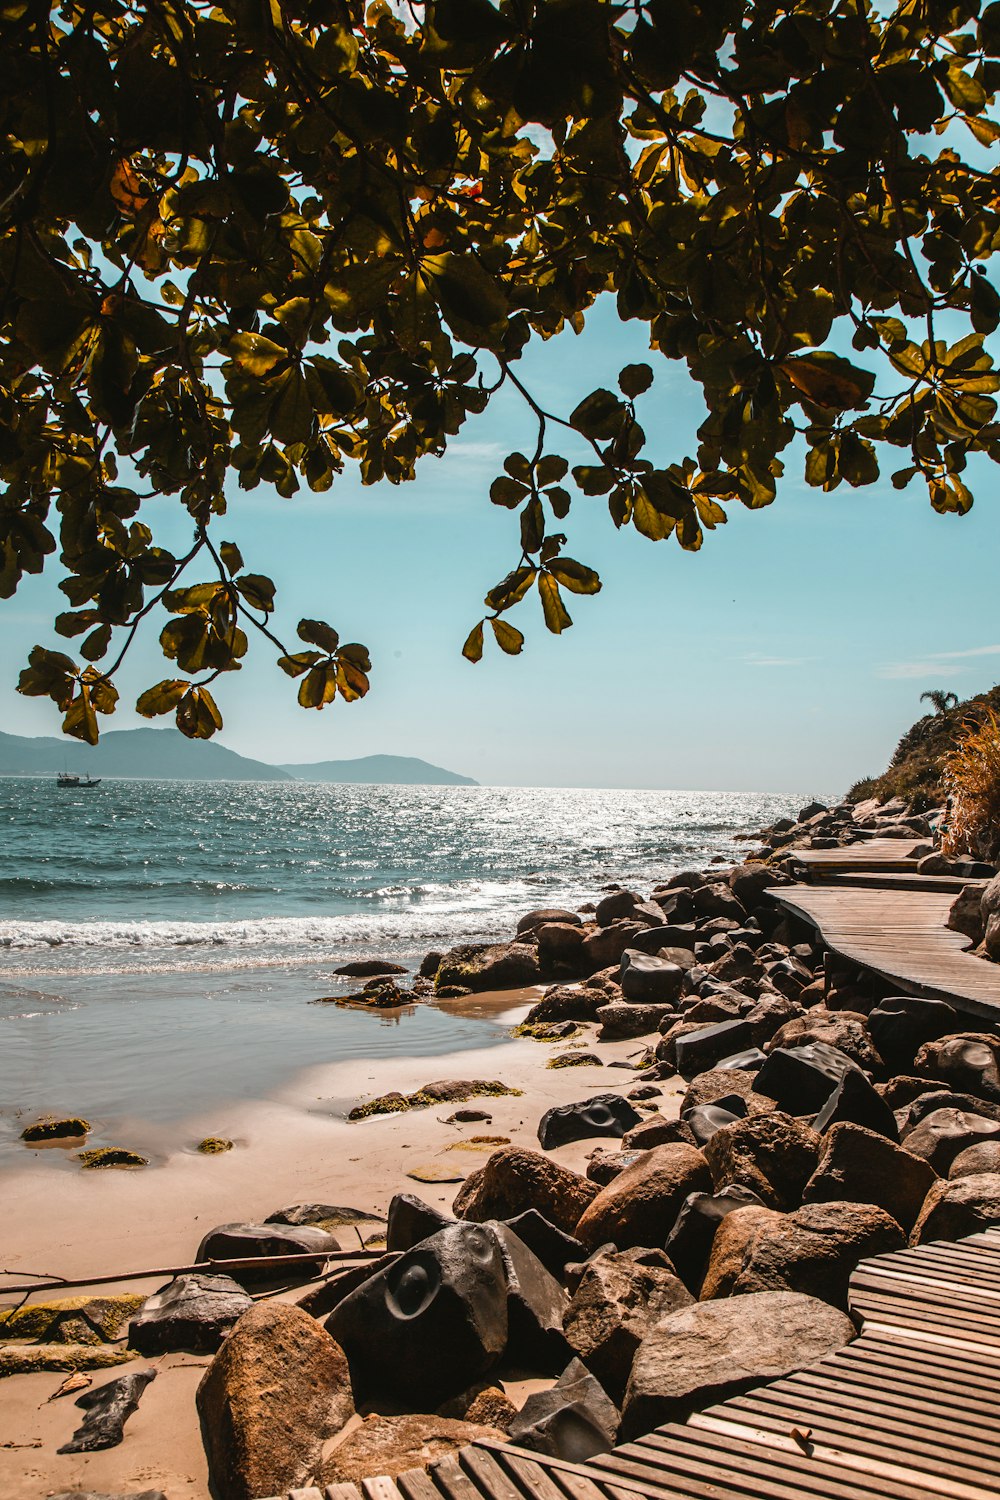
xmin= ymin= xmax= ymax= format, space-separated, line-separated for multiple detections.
xmin=279 ymin=753 xmax=477 ymax=786
xmin=0 ymin=728 xmax=477 ymax=786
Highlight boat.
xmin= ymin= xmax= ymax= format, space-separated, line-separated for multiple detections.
xmin=56 ymin=771 xmax=101 ymax=788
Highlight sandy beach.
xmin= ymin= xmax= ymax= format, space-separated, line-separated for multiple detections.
xmin=1 ymin=988 xmax=682 ymax=1500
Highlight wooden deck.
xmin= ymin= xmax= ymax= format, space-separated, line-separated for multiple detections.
xmin=259 ymin=1231 xmax=1000 ymax=1500
xmin=768 ymin=882 xmax=1000 ymax=1016
xmin=788 ymin=837 xmax=930 ymax=875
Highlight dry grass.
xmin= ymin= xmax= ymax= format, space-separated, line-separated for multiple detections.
xmin=943 ymin=710 xmax=1000 ymax=862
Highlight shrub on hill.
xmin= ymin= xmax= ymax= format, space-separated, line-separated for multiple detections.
xmin=848 ymin=687 xmax=1000 ymax=812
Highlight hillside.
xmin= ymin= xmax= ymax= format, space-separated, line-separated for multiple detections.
xmin=849 ymin=685 xmax=1000 ymax=810
xmin=279 ymin=754 xmax=477 ymax=786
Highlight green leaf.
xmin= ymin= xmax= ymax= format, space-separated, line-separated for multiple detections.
xmin=548 ymin=558 xmax=601 ymax=595
xmin=227 ymin=332 xmax=289 ymax=379
xmin=277 ymin=651 xmax=322 ymax=677
xmin=570 ymin=388 xmax=628 ymax=440
xmin=136 ymin=678 xmax=189 ymax=717
xmin=538 ymin=572 xmax=572 ymax=633
xmin=220 ymin=542 xmax=244 ymax=575
xmin=462 ymin=620 xmax=485 ymax=662
xmin=618 ymin=362 xmax=654 ymax=397
xmin=490 ymin=475 xmax=529 ymax=508
xmin=491 ymin=618 xmax=524 ymax=655
xmin=236 ymin=574 xmax=276 ymax=613
xmin=780 ymin=352 xmax=876 ymax=409
xmin=297 ymin=618 xmax=339 ymax=651
xmin=421 ymin=252 xmax=509 ymax=340
xmin=298 ymin=663 xmax=338 ymax=708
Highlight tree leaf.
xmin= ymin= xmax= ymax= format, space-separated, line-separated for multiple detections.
xmin=780 ymin=353 xmax=876 ymax=409
xmin=136 ymin=678 xmax=189 ymax=717
xmin=462 ymin=620 xmax=485 ymax=661
xmin=538 ymin=572 xmax=572 ymax=633
xmin=297 ymin=618 xmax=339 ymax=651
xmin=570 ymin=388 xmax=628 ymax=440
xmin=491 ymin=618 xmax=524 ymax=654
xmin=548 ymin=557 xmax=601 ymax=594
xmin=618 ymin=362 xmax=653 ymax=397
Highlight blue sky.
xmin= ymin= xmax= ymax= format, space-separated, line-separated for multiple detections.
xmin=3 ymin=294 xmax=1000 ymax=794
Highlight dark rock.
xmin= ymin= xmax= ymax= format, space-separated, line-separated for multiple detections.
xmin=621 ymin=1291 xmax=854 ymax=1438
xmin=58 ymin=1370 xmax=157 ymax=1454
xmin=662 ymin=1187 xmax=765 ymax=1294
xmin=334 ymin=959 xmax=407 ymax=977
xmin=517 ymin=909 xmax=582 ymax=935
xmin=536 ymin=923 xmax=590 ymax=976
xmin=21 ymin=1115 xmax=90 ymax=1142
xmin=584 ymin=922 xmax=648 ymax=970
xmin=563 ymin=1247 xmax=693 ymax=1400
xmin=911 ymin=1172 xmax=1000 ymax=1244
xmin=915 ymin=1034 xmax=1000 ymax=1103
xmin=812 ymin=1067 xmax=900 ymax=1140
xmin=622 ymin=1115 xmax=697 ymax=1150
xmin=692 ymin=883 xmax=746 ymax=923
xmin=586 ymin=1150 xmax=646 ymax=1185
xmin=982 ymin=873 xmax=1000 ymax=960
xmin=326 ymin=1222 xmax=508 ymax=1405
xmin=675 ymin=1020 xmax=754 ymax=1078
xmin=754 ymin=1042 xmax=860 ymax=1116
xmin=766 ymin=1010 xmax=882 ymax=1071
xmin=321 ymin=1414 xmax=507 ymax=1485
xmin=597 ymin=1002 xmax=676 ymax=1040
xmin=904 ymin=1089 xmax=1000 ymax=1127
xmin=537 ymin=1094 xmax=642 ymax=1151
xmin=526 ymin=986 xmax=605 ymax=1025
xmin=901 ymin=1107 xmax=1000 ymax=1174
xmin=802 ymin=1124 xmax=937 ymax=1231
xmin=454 ymin=1146 xmax=598 ymax=1236
xmin=949 ymin=1141 xmax=1000 ymax=1178
xmin=868 ymin=995 xmax=960 ymax=1066
xmin=628 ymin=1085 xmax=662 ymax=1101
xmin=680 ymin=1068 xmax=770 ymax=1114
xmin=297 ymin=1254 xmax=400 ymax=1319
xmin=386 ymin=1193 xmax=454 ymax=1253
xmin=703 ymin=1113 xmax=820 ymax=1210
xmin=435 ymin=942 xmax=541 ymax=993
xmin=878 ymin=1075 xmax=939 ymax=1110
xmin=619 ymin=950 xmax=685 ymax=1004
xmin=507 ymin=1356 xmax=619 ymax=1462
xmin=503 ymin=1210 xmax=586 ymax=1280
xmin=198 ymin=1302 xmax=354 ymax=1500
xmin=196 ymin=1222 xmax=340 ymax=1282
xmin=448 ymin=1107 xmax=495 ymax=1122
xmin=743 ymin=993 xmax=805 ymax=1048
xmin=682 ymin=1102 xmax=746 ymax=1147
xmin=265 ymin=1203 xmax=384 ymax=1231
xmin=419 ymin=951 xmax=443 ymax=979
xmin=488 ymin=1222 xmax=570 ymax=1370
xmin=729 ymin=864 xmax=788 ymax=908
xmin=128 ymin=1274 xmax=252 ymax=1355
xmin=575 ymin=1144 xmax=711 ymax=1251
xmin=713 ymin=1047 xmax=768 ymax=1074
xmin=596 ymin=890 xmax=642 ymax=926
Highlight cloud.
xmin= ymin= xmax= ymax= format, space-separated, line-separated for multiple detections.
xmin=877 ymin=661 xmax=966 ymax=680
xmin=744 ymin=654 xmax=808 ymax=668
xmin=930 ymin=644 xmax=1000 ymax=660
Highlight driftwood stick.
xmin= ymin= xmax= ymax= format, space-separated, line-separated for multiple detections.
xmin=0 ymin=1248 xmax=381 ymax=1298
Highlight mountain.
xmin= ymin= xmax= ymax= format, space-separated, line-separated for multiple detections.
xmin=279 ymin=753 xmax=477 ymax=786
xmin=0 ymin=727 xmax=290 ymax=781
xmin=0 ymin=728 xmax=477 ymax=786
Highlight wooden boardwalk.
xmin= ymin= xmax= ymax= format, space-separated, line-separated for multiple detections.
xmin=259 ymin=1231 xmax=1000 ymax=1500
xmin=769 ymin=882 xmax=1000 ymax=1016
xmin=788 ymin=836 xmax=930 ymax=875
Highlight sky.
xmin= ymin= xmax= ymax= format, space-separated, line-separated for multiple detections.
xmin=3 ymin=294 xmax=1000 ymax=795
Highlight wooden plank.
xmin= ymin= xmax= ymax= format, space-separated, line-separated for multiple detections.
xmin=457 ymin=1448 xmax=530 ymax=1500
xmin=324 ymin=1489 xmax=365 ymax=1500
xmin=395 ymin=1472 xmax=442 ymax=1500
xmin=429 ymin=1454 xmax=489 ymax=1500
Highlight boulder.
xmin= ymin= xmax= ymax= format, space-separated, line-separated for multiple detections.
xmin=699 ymin=1206 xmax=784 ymax=1299
xmin=507 ymin=1356 xmax=619 ymax=1462
xmin=502 ymin=1210 xmax=586 ymax=1280
xmin=596 ymin=890 xmax=643 ymax=926
xmin=128 ymin=1274 xmax=252 ymax=1355
xmin=586 ymin=1150 xmax=647 ymax=1185
xmin=674 ymin=1020 xmax=755 ymax=1079
xmin=57 ymin=1370 xmax=157 ymax=1455
xmin=321 ymin=1414 xmax=507 ymax=1485
xmin=536 ymin=923 xmax=589 ymax=976
xmin=703 ymin=1113 xmax=820 ymax=1210
xmin=713 ymin=1047 xmax=768 ymax=1074
xmin=692 ymin=883 xmax=746 ymax=923
xmin=537 ymin=1094 xmax=642 ymax=1151
xmin=619 ymin=951 xmax=685 ymax=1004
xmin=911 ymin=1172 xmax=1000 ymax=1244
xmin=326 ymin=1222 xmax=508 ymax=1405
xmin=574 ymin=1144 xmax=711 ymax=1251
xmin=621 ymin=1116 xmax=697 ymax=1151
xmin=489 ymin=1222 xmax=570 ymax=1370
xmin=753 ymin=1042 xmax=860 ymax=1117
xmin=914 ymin=1034 xmax=1000 ymax=1104
xmin=386 ymin=1193 xmax=453 ymax=1253
xmin=435 ymin=942 xmax=541 ymax=992
xmin=901 ymin=1107 xmax=1000 ymax=1174
xmin=904 ymin=1089 xmax=1000 ymax=1127
xmin=563 ymin=1247 xmax=693 ymax=1400
xmin=801 ymin=1124 xmax=937 ymax=1232
xmin=812 ymin=1067 xmax=900 ymax=1139
xmin=879 ymin=1075 xmax=940 ymax=1110
xmin=517 ymin=909 xmax=582 ymax=936
xmin=333 ymin=959 xmax=407 ymax=977
xmin=195 ymin=1222 xmax=339 ymax=1282
xmin=949 ymin=1141 xmax=1000 ymax=1178
xmin=766 ymin=1010 xmax=882 ymax=1071
xmin=983 ymin=873 xmax=1000 ymax=960
xmin=743 ymin=993 xmax=805 ymax=1048
xmin=621 ymin=1291 xmax=854 ymax=1438
xmin=454 ymin=1147 xmax=598 ymax=1236
xmin=868 ymin=996 xmax=961 ymax=1067
xmin=265 ymin=1203 xmax=384 ymax=1232
xmin=597 ymin=1002 xmax=676 ymax=1040
xmin=682 ymin=1102 xmax=747 ymax=1147
xmin=662 ymin=1187 xmax=766 ymax=1295
xmin=525 ymin=986 xmax=604 ymax=1025
xmin=197 ymin=1302 xmax=353 ymax=1500
xmin=729 ymin=864 xmax=787 ymax=908
xmin=680 ymin=1069 xmax=769 ymax=1114
xmin=584 ymin=922 xmax=649 ymax=970
xmin=947 ymin=883 xmax=985 ymax=942
xmin=707 ymin=1201 xmax=904 ymax=1308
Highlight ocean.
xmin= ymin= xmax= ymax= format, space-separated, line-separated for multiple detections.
xmin=0 ymin=777 xmax=803 ymax=1163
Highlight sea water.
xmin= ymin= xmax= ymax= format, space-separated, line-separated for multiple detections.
xmin=0 ymin=778 xmax=803 ymax=1161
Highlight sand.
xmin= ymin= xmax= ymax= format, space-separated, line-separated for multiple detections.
xmin=0 ymin=989 xmax=683 ymax=1500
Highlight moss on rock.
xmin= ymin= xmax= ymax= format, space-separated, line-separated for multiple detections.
xmin=0 ymin=1343 xmax=134 ymax=1377
xmin=197 ymin=1136 xmax=234 ymax=1154
xmin=21 ymin=1116 xmax=90 ymax=1142
xmin=78 ymin=1146 xmax=149 ymax=1169
xmin=0 ymin=1294 xmax=145 ymax=1346
xmin=348 ymin=1079 xmax=521 ymax=1121
xmin=547 ymin=1051 xmax=604 ymax=1069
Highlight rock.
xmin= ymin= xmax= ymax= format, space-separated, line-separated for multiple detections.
xmin=915 ymin=1034 xmax=1000 ymax=1103
xmin=195 ymin=1222 xmax=339 ymax=1282
xmin=621 ymin=1291 xmax=854 ymax=1438
xmin=982 ymin=873 xmax=1000 ymax=960
xmin=386 ymin=1194 xmax=454 ymax=1252
xmin=802 ymin=1124 xmax=937 ymax=1232
xmin=766 ymin=1010 xmax=882 ymax=1071
xmin=448 ymin=1107 xmax=495 ymax=1122
xmin=675 ymin=1020 xmax=755 ymax=1079
xmin=703 ymin=1113 xmax=820 ymax=1210
xmin=198 ymin=1302 xmax=353 ymax=1500
xmin=699 ymin=1205 xmax=785 ymax=1298
xmin=517 ymin=908 xmax=582 ymax=936
xmin=0 ymin=1345 xmax=133 ymax=1377
xmin=0 ymin=1294 xmax=143 ymax=1346
xmin=454 ymin=1147 xmax=598 ymax=1236
xmin=297 ymin=1254 xmax=400 ymax=1320
xmin=584 ymin=921 xmax=648 ymax=970
xmin=321 ymin=1414 xmax=507 ymax=1485
xmin=350 ymin=1079 xmax=520 ymax=1119
xmin=460 ymin=1386 xmax=517 ymax=1431
xmin=905 ymin=1089 xmax=1000 ymax=1126
xmin=799 ymin=801 xmax=828 ymax=821
xmin=563 ymin=1247 xmax=694 ymax=1399
xmin=50 ymin=1492 xmax=166 ymax=1500
xmin=619 ymin=950 xmax=685 ymax=1003
xmin=692 ymin=883 xmax=746 ymax=923
xmin=729 ymin=864 xmax=787 ymax=908
xmin=879 ymin=1075 xmax=939 ymax=1109
xmin=525 ymin=986 xmax=605 ymax=1025
xmin=21 ymin=1115 xmax=90 ymax=1142
xmin=586 ymin=1150 xmax=647 ymax=1185
xmin=419 ymin=951 xmax=443 ymax=978
xmin=597 ymin=1002 xmax=676 ymax=1040
xmin=911 ymin=1172 xmax=1000 ymax=1243
xmin=743 ymin=993 xmax=805 ymax=1048
xmin=327 ymin=1222 xmax=508 ymax=1405
xmin=197 ymin=1136 xmax=233 ymax=1154
xmin=662 ymin=1187 xmax=766 ymax=1294
xmin=813 ymin=1067 xmax=900 ymax=1139
xmin=265 ymin=1203 xmax=385 ymax=1232
xmin=868 ymin=995 xmax=961 ymax=1066
xmin=949 ymin=1141 xmax=1000 ymax=1178
xmin=537 ymin=1094 xmax=642 ymax=1151
xmin=622 ymin=1116 xmax=697 ymax=1151
xmin=537 ymin=923 xmax=589 ymax=976
xmin=596 ymin=890 xmax=643 ymax=926
xmin=128 ymin=1274 xmax=252 ymax=1355
xmin=680 ymin=1068 xmax=769 ymax=1114
xmin=507 ymin=1356 xmax=619 ymax=1462
xmin=58 ymin=1370 xmax=157 ymax=1454
xmin=575 ymin=1144 xmax=711 ymax=1251
xmin=333 ymin=959 xmax=407 ymax=977
xmin=682 ymin=1102 xmax=747 ymax=1147
xmin=901 ymin=1107 xmax=1000 ymax=1174
xmin=714 ymin=1047 xmax=768 ymax=1074
xmin=947 ymin=883 xmax=985 ymax=942
xmin=435 ymin=942 xmax=541 ymax=992
xmin=489 ymin=1221 xmax=569 ymax=1370
xmin=78 ymin=1147 xmax=148 ymax=1169
xmin=754 ymin=1042 xmax=860 ymax=1116
xmin=503 ymin=1210 xmax=586 ymax=1280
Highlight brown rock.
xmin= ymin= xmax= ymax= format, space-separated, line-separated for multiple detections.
xmin=765 ymin=1010 xmax=882 ymax=1071
xmin=902 ymin=1107 xmax=1000 ymax=1174
xmin=914 ymin=1034 xmax=1000 ymax=1103
xmin=802 ymin=1123 xmax=938 ymax=1232
xmin=703 ymin=1113 xmax=820 ymax=1210
xmin=700 ymin=1206 xmax=783 ymax=1299
xmin=453 ymin=1147 xmax=598 ymax=1236
xmin=536 ymin=923 xmax=589 ymax=976
xmin=950 ymin=1141 xmax=1000 ymax=1178
xmin=321 ymin=1414 xmax=506 ymax=1485
xmin=460 ymin=1387 xmax=517 ymax=1432
xmin=743 ymin=992 xmax=804 ymax=1047
xmin=911 ymin=1172 xmax=1000 ymax=1244
xmin=563 ymin=1247 xmax=693 ymax=1400
xmin=680 ymin=1069 xmax=773 ymax=1115
xmin=517 ymin=909 xmax=582 ymax=936
xmin=435 ymin=942 xmax=541 ymax=993
xmin=197 ymin=1301 xmax=354 ymax=1500
xmin=621 ymin=1115 xmax=696 ymax=1151
xmin=525 ymin=986 xmax=604 ymax=1025
xmin=574 ymin=1144 xmax=711 ymax=1250
xmin=584 ymin=921 xmax=648 ymax=970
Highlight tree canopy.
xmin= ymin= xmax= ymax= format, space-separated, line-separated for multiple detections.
xmin=2 ymin=0 xmax=999 ymax=740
